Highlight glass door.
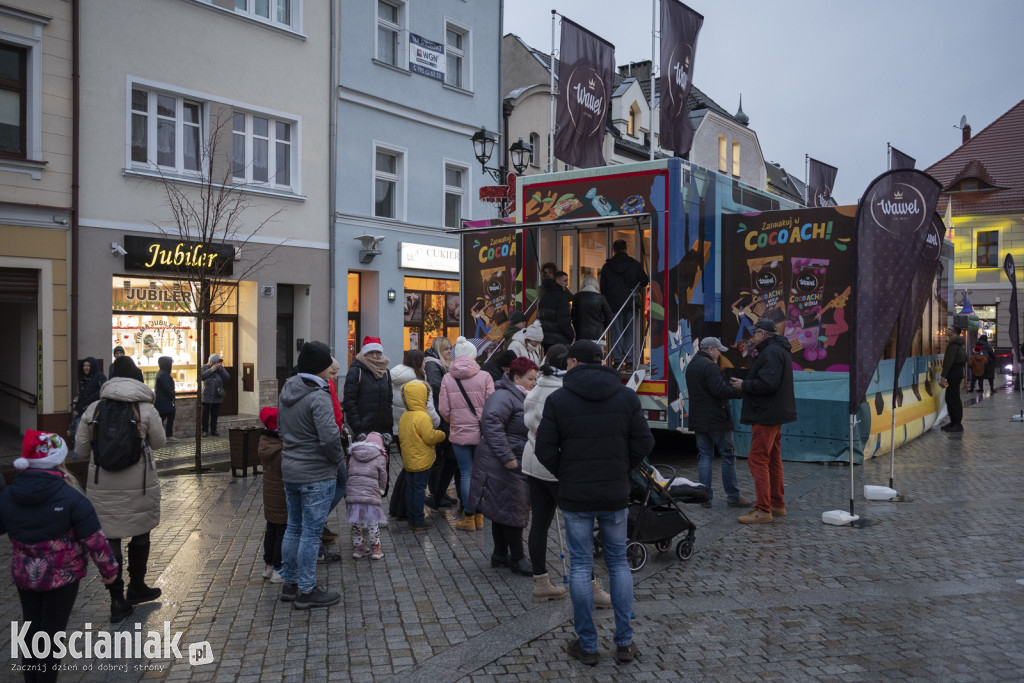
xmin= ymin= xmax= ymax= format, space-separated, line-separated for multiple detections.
xmin=204 ymin=318 xmax=237 ymax=414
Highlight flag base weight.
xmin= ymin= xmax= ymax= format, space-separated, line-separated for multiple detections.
xmin=889 ymin=495 xmax=914 ymax=503
xmin=1011 ymin=414 xmax=1023 ymax=422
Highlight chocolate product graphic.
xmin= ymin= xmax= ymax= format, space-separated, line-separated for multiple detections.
xmin=747 ymin=255 xmax=787 ymax=326
xmin=785 ymin=257 xmax=830 ymax=362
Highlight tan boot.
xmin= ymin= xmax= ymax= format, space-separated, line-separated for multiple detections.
xmin=474 ymin=513 xmax=485 ymax=530
xmin=532 ymin=573 xmax=567 ymax=603
xmin=455 ymin=514 xmax=477 ymax=531
xmin=593 ymin=579 xmax=612 ymax=608
xmin=738 ymin=508 xmax=773 ymax=524
xmin=771 ymin=506 xmax=787 ymax=517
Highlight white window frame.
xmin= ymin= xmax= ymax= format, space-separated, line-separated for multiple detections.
xmin=372 ymin=142 xmax=406 ymax=221
xmin=443 ymin=19 xmax=471 ymax=91
xmin=375 ymin=0 xmax=406 ymax=68
xmin=529 ymin=133 xmax=540 ymax=168
xmin=126 ymin=77 xmax=303 ymax=197
xmin=229 ymin=0 xmax=301 ymax=31
xmin=129 ymin=87 xmax=205 ymax=176
xmin=0 ymin=11 xmax=46 ymax=178
xmin=442 ymin=159 xmax=470 ymax=228
xmin=232 ymin=111 xmax=295 ymax=191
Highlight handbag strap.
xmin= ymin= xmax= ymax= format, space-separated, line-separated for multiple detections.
xmin=454 ymin=378 xmax=478 ymax=417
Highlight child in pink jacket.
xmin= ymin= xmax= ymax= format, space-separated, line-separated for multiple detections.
xmin=346 ymin=433 xmax=389 ymax=560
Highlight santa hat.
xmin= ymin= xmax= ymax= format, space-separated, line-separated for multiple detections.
xmin=361 ymin=336 xmax=384 ymax=354
xmin=259 ymin=407 xmax=278 ymax=431
xmin=15 ymin=430 xmax=68 ymax=470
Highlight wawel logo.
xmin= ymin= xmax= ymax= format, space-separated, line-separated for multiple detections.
xmin=869 ymin=182 xmax=929 ymax=233
xmin=564 ymin=66 xmax=606 ymax=136
xmin=876 ymin=190 xmax=920 ymax=217
xmin=572 ymin=80 xmax=603 ymax=116
xmin=797 ymin=274 xmax=818 ymax=292
xmin=756 ymin=272 xmax=777 ymax=289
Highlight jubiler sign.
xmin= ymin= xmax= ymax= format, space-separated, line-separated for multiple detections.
xmin=123 ymin=235 xmax=234 ymax=276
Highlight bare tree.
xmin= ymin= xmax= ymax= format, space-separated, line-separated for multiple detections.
xmin=146 ymin=112 xmax=284 ymax=470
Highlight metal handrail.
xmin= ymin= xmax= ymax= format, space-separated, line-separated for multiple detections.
xmin=0 ymin=380 xmax=37 ymax=408
xmin=599 ymin=283 xmax=642 ymax=371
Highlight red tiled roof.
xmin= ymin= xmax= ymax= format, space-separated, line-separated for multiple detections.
xmin=926 ymin=99 xmax=1024 ymax=216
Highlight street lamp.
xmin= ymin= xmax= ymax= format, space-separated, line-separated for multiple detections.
xmin=471 ymin=127 xmax=533 ymax=182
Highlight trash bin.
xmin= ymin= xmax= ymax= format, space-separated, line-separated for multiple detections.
xmin=229 ymin=427 xmax=262 ymax=477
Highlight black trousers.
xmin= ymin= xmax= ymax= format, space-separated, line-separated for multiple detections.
xmin=161 ymin=411 xmax=175 ymax=438
xmin=201 ymin=403 xmax=220 ymax=434
xmin=528 ymin=477 xmax=559 ymax=576
xmin=429 ymin=439 xmax=460 ymax=505
xmin=17 ymin=581 xmax=80 ymax=683
xmin=263 ymin=521 xmax=286 ymax=567
xmin=946 ymin=367 xmax=964 ymax=426
xmin=107 ymin=531 xmax=151 ymax=592
xmin=388 ymin=438 xmax=407 ymax=518
xmin=491 ymin=522 xmax=525 ymax=562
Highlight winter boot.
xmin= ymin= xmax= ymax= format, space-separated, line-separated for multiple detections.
xmin=126 ymin=536 xmax=162 ymax=605
xmin=108 ymin=587 xmax=135 ymax=624
xmin=532 ymin=573 xmax=567 ymax=602
xmin=474 ymin=513 xmax=485 ymax=530
xmin=370 ymin=543 xmax=384 ymax=561
xmin=593 ymin=579 xmax=612 ymax=608
xmin=455 ymin=513 xmax=477 ymax=531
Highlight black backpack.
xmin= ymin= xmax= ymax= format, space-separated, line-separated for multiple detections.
xmin=89 ymin=399 xmax=144 ymax=484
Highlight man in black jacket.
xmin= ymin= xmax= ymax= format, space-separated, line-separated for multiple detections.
xmin=536 ymin=340 xmax=654 ymax=666
xmin=600 ymin=240 xmax=649 ymax=366
xmin=939 ymin=325 xmax=967 ymax=432
xmin=537 ymin=272 xmax=573 ymax=350
xmin=685 ymin=337 xmax=753 ymax=509
xmin=729 ymin=320 xmax=796 ymax=524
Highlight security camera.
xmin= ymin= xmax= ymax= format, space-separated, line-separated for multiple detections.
xmin=111 ymin=242 xmax=127 ymax=256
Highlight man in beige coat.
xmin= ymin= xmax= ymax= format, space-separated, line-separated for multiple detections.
xmin=76 ymin=356 xmax=165 ymax=623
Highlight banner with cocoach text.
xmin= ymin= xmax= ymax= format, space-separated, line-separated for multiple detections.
xmin=721 ymin=206 xmax=857 ymax=373
xmin=460 ymin=228 xmax=520 ymax=343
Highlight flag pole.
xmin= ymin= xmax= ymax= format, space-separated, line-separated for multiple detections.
xmin=548 ymin=10 xmax=557 ymax=173
xmin=650 ymin=0 xmax=657 ymax=161
xmin=804 ymin=154 xmax=809 ymax=205
xmin=890 ymin=321 xmax=898 ymax=489
xmin=887 ymin=142 xmax=891 ymax=171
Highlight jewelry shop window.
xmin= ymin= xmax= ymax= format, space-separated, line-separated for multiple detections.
xmin=112 ymin=277 xmax=237 ymax=393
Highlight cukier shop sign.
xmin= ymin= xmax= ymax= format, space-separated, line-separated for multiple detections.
xmin=400 ymin=242 xmax=459 ymax=272
xmin=123 ymin=235 xmax=234 ymax=276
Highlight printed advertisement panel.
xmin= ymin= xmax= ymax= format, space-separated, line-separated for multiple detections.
xmin=409 ymin=33 xmax=445 ymax=81
xmin=460 ymin=228 xmax=520 ymax=343
xmin=721 ymin=206 xmax=857 ymax=373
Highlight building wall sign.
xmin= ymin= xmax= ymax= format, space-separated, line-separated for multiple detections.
xmin=409 ymin=33 xmax=445 ymax=81
xmin=400 ymin=242 xmax=460 ymax=273
xmin=123 ymin=235 xmax=235 ymax=276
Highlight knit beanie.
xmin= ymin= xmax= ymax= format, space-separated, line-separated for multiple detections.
xmin=451 ymin=336 xmax=478 ymax=359
xmin=524 ymin=321 xmax=544 ymax=342
xmin=296 ymin=340 xmax=333 ymax=375
xmin=110 ymin=355 xmax=145 ymax=382
xmin=259 ymin=406 xmax=278 ymax=431
xmin=361 ymin=336 xmax=384 ymax=354
xmin=15 ymin=430 xmax=68 ymax=470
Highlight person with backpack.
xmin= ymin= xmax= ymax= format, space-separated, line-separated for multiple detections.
xmin=74 ymin=355 xmax=166 ymax=623
xmin=0 ymin=431 xmax=120 ymax=680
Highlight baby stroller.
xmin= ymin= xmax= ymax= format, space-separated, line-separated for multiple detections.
xmin=596 ymin=460 xmax=700 ymax=572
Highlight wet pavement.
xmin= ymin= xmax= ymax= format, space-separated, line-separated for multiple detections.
xmin=2 ymin=383 xmax=1023 ymax=681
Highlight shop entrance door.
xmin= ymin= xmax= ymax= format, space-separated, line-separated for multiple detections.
xmin=204 ymin=318 xmax=238 ymax=415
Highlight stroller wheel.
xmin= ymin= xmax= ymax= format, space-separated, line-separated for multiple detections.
xmin=676 ymin=539 xmax=694 ymax=561
xmin=626 ymin=542 xmax=647 ymax=572
xmin=654 ymin=540 xmax=671 ymax=553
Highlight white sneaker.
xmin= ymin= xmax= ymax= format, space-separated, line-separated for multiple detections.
xmin=269 ymin=569 xmax=284 ymax=584
xmin=261 ymin=564 xmax=274 ymax=580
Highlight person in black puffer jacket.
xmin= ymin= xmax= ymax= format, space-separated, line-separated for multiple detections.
xmin=72 ymin=356 xmax=106 ymax=418
xmin=154 ymin=356 xmax=176 ymax=440
xmin=729 ymin=320 xmax=796 ymax=524
xmin=538 ymin=273 xmax=573 ymax=350
xmin=684 ymin=338 xmax=752 ymax=508
xmin=342 ymin=336 xmax=393 ymax=437
xmin=535 ymin=340 xmax=653 ymax=663
xmin=571 ymin=275 xmax=613 ymax=342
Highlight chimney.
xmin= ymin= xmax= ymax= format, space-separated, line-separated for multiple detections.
xmin=962 ymin=124 xmax=971 ymax=145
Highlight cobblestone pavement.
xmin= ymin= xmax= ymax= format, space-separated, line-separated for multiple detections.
xmin=2 ymin=384 xmax=1023 ymax=681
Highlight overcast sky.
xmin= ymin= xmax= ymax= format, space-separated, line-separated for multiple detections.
xmin=503 ymin=0 xmax=1024 ymax=204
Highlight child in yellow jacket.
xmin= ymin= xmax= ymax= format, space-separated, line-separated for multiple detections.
xmin=398 ymin=382 xmax=446 ymax=530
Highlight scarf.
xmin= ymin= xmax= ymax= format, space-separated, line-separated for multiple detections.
xmin=515 ymin=382 xmax=531 ymax=397
xmin=356 ymin=351 xmax=390 ymax=379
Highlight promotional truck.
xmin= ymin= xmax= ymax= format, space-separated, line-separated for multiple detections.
xmin=459 ymin=158 xmax=953 ymax=462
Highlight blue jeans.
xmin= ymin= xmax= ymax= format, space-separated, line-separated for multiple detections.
xmin=281 ymin=479 xmax=335 ymax=593
xmin=610 ymin=311 xmax=635 ymax=364
xmin=695 ymin=430 xmax=741 ymax=503
xmin=329 ymin=459 xmax=348 ymax=512
xmin=404 ymin=469 xmax=430 ymax=525
xmin=451 ymin=443 xmax=476 ymax=513
xmin=562 ymin=508 xmax=633 ymax=651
